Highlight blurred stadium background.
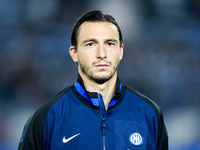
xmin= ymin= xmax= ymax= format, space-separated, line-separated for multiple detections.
xmin=0 ymin=0 xmax=200 ymax=149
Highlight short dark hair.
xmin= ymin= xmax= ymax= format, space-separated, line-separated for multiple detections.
xmin=71 ymin=10 xmax=123 ymax=50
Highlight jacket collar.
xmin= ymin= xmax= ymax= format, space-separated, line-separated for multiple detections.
xmin=74 ymin=74 xmax=122 ymax=108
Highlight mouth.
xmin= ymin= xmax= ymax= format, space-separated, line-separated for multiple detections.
xmin=95 ymin=64 xmax=109 ymax=69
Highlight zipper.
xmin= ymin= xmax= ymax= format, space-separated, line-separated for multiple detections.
xmin=102 ymin=118 xmax=106 ymax=150
xmin=97 ymin=93 xmax=107 ymax=150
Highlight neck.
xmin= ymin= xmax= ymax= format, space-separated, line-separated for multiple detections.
xmin=79 ymin=72 xmax=117 ymax=109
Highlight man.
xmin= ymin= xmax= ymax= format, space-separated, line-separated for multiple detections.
xmin=18 ymin=10 xmax=168 ymax=150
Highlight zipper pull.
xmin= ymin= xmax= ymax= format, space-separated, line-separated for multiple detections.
xmin=101 ymin=119 xmax=106 ymax=137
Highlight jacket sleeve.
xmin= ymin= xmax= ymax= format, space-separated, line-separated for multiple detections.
xmin=157 ymin=111 xmax=169 ymax=150
xmin=18 ymin=113 xmax=45 ymax=150
xmin=18 ymin=86 xmax=70 ymax=150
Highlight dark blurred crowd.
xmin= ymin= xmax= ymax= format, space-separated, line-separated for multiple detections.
xmin=0 ymin=0 xmax=200 ymax=149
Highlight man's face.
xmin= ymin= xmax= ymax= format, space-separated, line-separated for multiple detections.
xmin=70 ymin=22 xmax=123 ymax=84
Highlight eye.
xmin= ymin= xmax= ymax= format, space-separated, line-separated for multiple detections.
xmin=86 ymin=42 xmax=94 ymax=47
xmin=107 ymin=42 xmax=114 ymax=47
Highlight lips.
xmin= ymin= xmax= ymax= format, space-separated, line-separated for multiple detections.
xmin=95 ymin=64 xmax=109 ymax=69
xmin=96 ymin=64 xmax=109 ymax=67
xmin=92 ymin=61 xmax=111 ymax=69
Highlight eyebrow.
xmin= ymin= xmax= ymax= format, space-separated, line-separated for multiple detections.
xmin=106 ymin=39 xmax=118 ymax=43
xmin=82 ymin=39 xmax=97 ymax=43
xmin=81 ymin=38 xmax=119 ymax=43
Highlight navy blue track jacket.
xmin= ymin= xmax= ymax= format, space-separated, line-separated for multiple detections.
xmin=18 ymin=74 xmax=168 ymax=150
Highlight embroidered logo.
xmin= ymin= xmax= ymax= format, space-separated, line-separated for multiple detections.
xmin=129 ymin=132 xmax=143 ymax=146
xmin=63 ymin=133 xmax=80 ymax=143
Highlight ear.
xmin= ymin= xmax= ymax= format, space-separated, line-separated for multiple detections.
xmin=120 ymin=44 xmax=124 ymax=60
xmin=69 ymin=46 xmax=78 ymax=64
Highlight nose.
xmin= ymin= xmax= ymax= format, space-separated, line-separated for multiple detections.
xmin=96 ymin=44 xmax=107 ymax=59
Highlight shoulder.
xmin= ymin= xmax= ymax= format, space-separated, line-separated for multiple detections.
xmin=33 ymin=86 xmax=72 ymax=122
xmin=18 ymin=86 xmax=73 ymax=148
xmin=23 ymin=85 xmax=72 ymax=132
xmin=125 ymin=85 xmax=162 ymax=120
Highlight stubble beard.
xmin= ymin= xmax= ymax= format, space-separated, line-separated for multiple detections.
xmin=79 ymin=61 xmax=119 ymax=84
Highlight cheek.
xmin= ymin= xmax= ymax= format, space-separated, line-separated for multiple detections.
xmin=110 ymin=52 xmax=121 ymax=62
xmin=78 ymin=53 xmax=93 ymax=64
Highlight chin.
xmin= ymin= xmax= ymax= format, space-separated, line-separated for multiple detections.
xmin=92 ymin=76 xmax=110 ymax=84
xmin=94 ymin=72 xmax=111 ymax=79
xmin=91 ymin=72 xmax=116 ymax=84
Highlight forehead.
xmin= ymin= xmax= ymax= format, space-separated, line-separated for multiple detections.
xmin=78 ymin=22 xmax=119 ymax=40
